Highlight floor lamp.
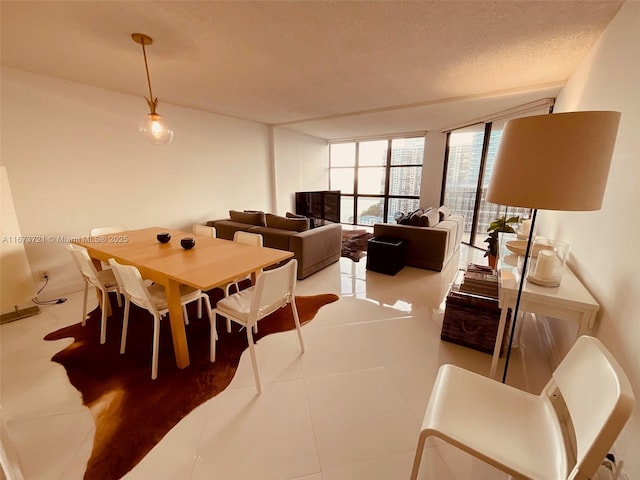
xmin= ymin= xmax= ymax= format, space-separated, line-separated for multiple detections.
xmin=485 ymin=111 xmax=621 ymax=383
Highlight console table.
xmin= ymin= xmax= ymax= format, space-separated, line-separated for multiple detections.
xmin=490 ymin=233 xmax=599 ymax=379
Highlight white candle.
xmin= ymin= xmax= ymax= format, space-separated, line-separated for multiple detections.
xmin=534 ymin=250 xmax=557 ymax=279
xmin=521 ymin=219 xmax=532 ymax=237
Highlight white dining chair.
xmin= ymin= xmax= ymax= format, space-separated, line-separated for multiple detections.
xmin=192 ymin=224 xmax=216 ymax=237
xmin=410 ymin=335 xmax=635 ymax=480
xmin=90 ymin=225 xmax=130 ymax=270
xmin=67 ymin=244 xmax=122 ymax=344
xmin=222 ymin=231 xmax=264 ymax=333
xmin=90 ymin=225 xmax=130 ymax=237
xmin=108 ymin=258 xmax=216 ymax=380
xmin=212 ymin=259 xmax=303 ymax=394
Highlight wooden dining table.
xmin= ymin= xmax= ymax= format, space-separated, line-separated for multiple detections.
xmin=73 ymin=226 xmax=293 ymax=369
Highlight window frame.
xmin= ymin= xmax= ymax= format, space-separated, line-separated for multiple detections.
xmin=330 ymin=135 xmax=425 ymax=227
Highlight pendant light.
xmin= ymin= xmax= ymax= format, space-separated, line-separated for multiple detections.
xmin=131 ymin=33 xmax=174 ymax=145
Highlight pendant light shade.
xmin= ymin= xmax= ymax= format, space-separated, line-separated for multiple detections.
xmin=132 ymin=33 xmax=174 ymax=145
xmin=486 ymin=111 xmax=621 ymax=210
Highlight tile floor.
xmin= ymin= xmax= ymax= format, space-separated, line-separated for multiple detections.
xmin=1 ymin=246 xmax=552 ymax=480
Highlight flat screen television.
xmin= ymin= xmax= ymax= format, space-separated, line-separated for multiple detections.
xmin=295 ymin=190 xmax=341 ymax=225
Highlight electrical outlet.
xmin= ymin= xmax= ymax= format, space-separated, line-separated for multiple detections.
xmin=40 ymin=270 xmax=49 ymax=281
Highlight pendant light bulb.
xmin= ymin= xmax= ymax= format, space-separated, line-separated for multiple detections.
xmin=132 ymin=33 xmax=174 ymax=145
xmin=140 ymin=113 xmax=174 ymax=145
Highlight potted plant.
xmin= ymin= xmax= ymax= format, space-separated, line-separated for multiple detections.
xmin=484 ymin=215 xmax=520 ymax=268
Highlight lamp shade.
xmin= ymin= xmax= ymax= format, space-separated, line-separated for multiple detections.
xmin=486 ymin=111 xmax=621 ymax=211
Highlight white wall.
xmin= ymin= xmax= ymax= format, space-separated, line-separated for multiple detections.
xmin=541 ymin=2 xmax=640 ymax=475
xmin=1 ymin=68 xmax=272 ymax=296
xmin=272 ymin=126 xmax=329 ymax=215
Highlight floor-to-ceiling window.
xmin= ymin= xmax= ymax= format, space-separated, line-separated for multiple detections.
xmin=330 ymin=136 xmax=425 ymax=226
xmin=441 ymin=100 xmax=554 ymax=248
xmin=442 ymin=121 xmax=530 ymax=247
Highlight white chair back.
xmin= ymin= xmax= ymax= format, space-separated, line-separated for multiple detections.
xmin=90 ymin=225 xmax=130 ymax=236
xmin=108 ymin=258 xmax=155 ymax=313
xmin=233 ymin=231 xmax=263 ymax=247
xmin=67 ymin=244 xmax=101 ymax=286
xmin=250 ymin=259 xmax=297 ymax=324
xmin=193 ymin=224 xmax=216 ymax=237
xmin=409 ymin=335 xmax=635 ymax=480
xmin=553 ymin=336 xmax=635 ymax=478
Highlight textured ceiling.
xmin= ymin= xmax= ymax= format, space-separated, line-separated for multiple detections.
xmin=0 ymin=1 xmax=623 ymax=139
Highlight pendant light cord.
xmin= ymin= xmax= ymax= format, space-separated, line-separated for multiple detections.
xmin=141 ymin=41 xmax=154 ymax=106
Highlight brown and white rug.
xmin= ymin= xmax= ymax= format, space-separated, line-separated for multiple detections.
xmin=341 ymin=229 xmax=373 ymax=262
xmin=44 ymin=289 xmax=338 ymax=480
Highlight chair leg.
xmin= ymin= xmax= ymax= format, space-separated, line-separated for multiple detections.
xmin=201 ymin=295 xmax=217 ymax=362
xmin=99 ymin=288 xmax=108 ymax=344
xmin=115 ymin=290 xmax=122 ymax=308
xmin=151 ymin=313 xmax=161 ymax=380
xmin=197 ymin=297 xmax=203 ymax=319
xmin=81 ymin=282 xmax=89 ymax=326
xmin=224 ymin=284 xmax=232 ymax=333
xmin=290 ymin=297 xmax=305 ymax=353
xmin=182 ymin=305 xmax=189 ymax=325
xmin=409 ymin=431 xmax=429 ymax=480
xmin=120 ymin=298 xmax=131 ymax=354
xmin=246 ymin=327 xmax=262 ymax=394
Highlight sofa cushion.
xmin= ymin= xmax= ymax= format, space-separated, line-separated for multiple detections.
xmin=266 ymin=213 xmax=309 ymax=232
xmin=438 ymin=205 xmax=451 ymax=221
xmin=249 ymin=226 xmax=298 ymax=250
xmin=418 ymin=209 xmax=439 ymax=227
xmin=211 ymin=220 xmax=256 ymax=240
xmin=229 ymin=210 xmax=266 ymax=226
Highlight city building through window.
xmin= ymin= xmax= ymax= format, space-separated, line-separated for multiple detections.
xmin=330 ymin=137 xmax=425 ymax=227
xmin=442 ymin=121 xmax=530 ymax=248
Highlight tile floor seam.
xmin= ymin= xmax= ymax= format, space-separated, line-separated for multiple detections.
xmin=288 ymin=368 xmax=323 ymax=480
xmin=56 ymin=422 xmax=95 ymax=480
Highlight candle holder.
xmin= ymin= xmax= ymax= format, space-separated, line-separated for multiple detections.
xmin=526 ymin=238 xmax=569 ymax=287
xmin=516 ymin=217 xmax=535 ymax=240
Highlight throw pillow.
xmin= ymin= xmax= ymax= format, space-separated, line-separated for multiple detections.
xmin=419 ymin=209 xmax=440 ymax=227
xmin=229 ymin=210 xmax=267 ymax=226
xmin=286 ymin=211 xmax=315 ymax=228
xmin=395 ymin=212 xmax=408 ymax=224
xmin=438 ymin=205 xmax=451 ymax=221
xmin=266 ymin=213 xmax=309 ymax=232
xmin=408 ymin=208 xmax=424 ymax=226
xmin=286 ymin=212 xmax=305 ymax=219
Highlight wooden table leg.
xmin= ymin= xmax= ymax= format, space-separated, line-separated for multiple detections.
xmin=165 ymin=280 xmax=190 ymax=369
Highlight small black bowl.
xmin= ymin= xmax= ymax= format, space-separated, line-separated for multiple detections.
xmin=157 ymin=232 xmax=171 ymax=243
xmin=180 ymin=237 xmax=196 ymax=250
